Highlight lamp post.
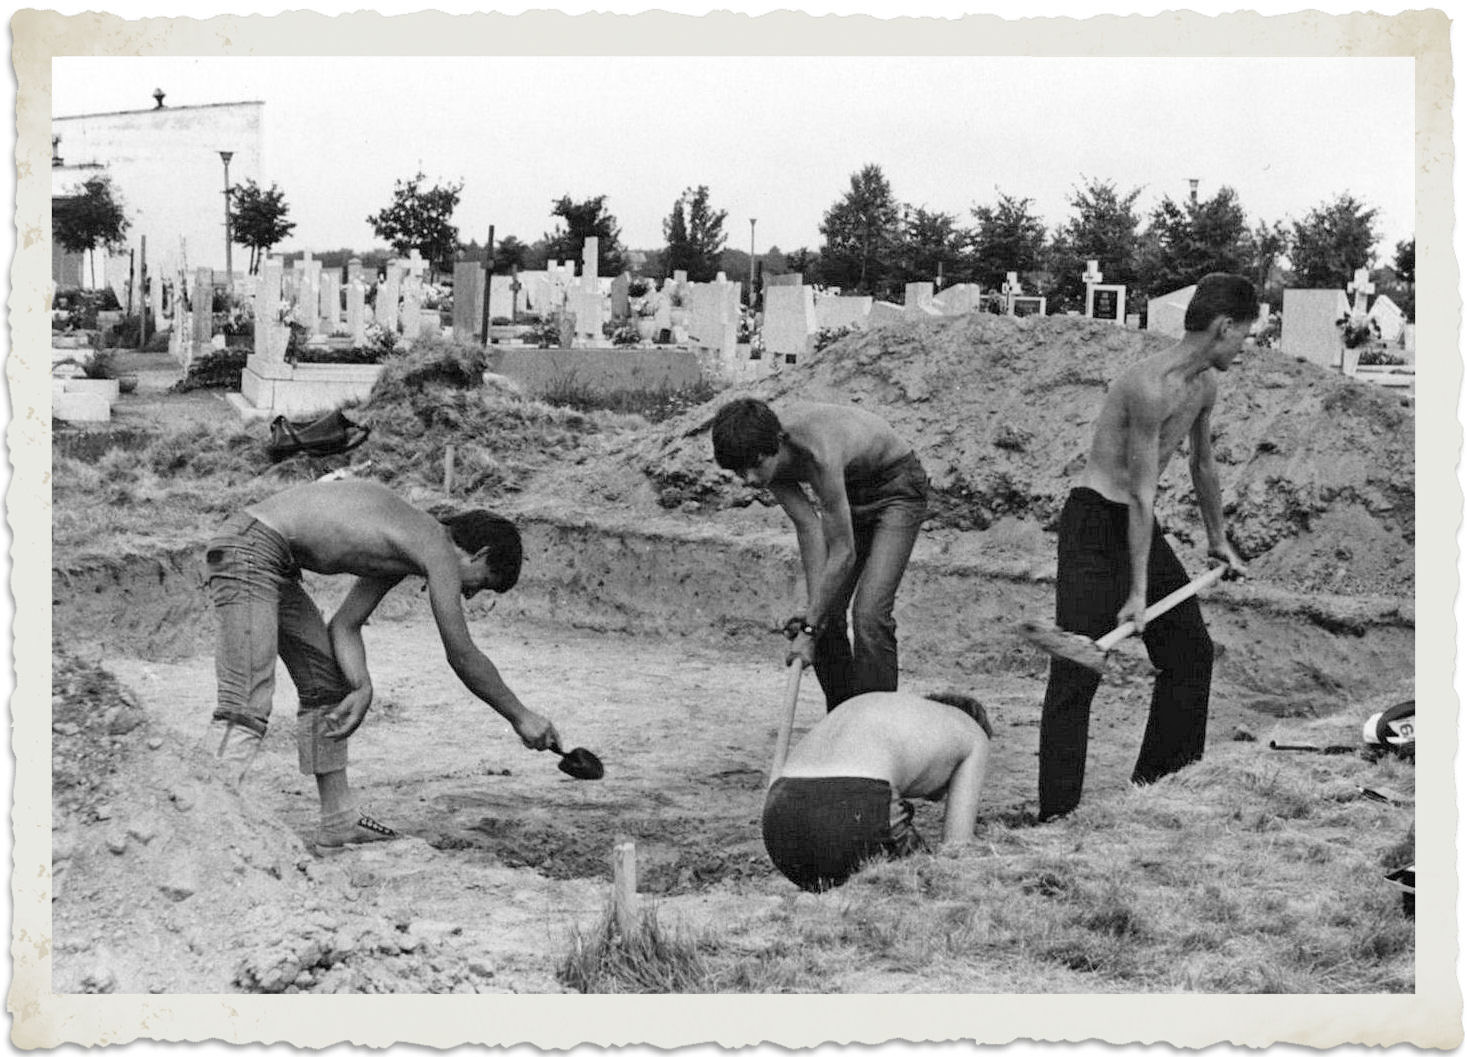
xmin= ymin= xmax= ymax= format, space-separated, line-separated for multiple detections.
xmin=219 ymin=150 xmax=234 ymax=292
xmin=748 ymin=217 xmax=758 ymax=310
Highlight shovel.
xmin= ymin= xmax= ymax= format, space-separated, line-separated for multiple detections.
xmin=553 ymin=745 xmax=605 ymax=780
xmin=767 ymin=662 xmax=805 ymax=789
xmin=1021 ymin=564 xmax=1228 ymax=674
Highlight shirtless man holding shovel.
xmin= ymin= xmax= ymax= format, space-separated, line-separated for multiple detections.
xmin=203 ymin=479 xmax=564 ymax=852
xmin=1038 ymin=273 xmax=1255 ymax=821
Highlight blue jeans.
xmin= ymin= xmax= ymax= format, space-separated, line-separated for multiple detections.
xmin=204 ymin=513 xmax=351 ymax=775
xmin=1039 ymin=488 xmax=1214 ymax=819
xmin=813 ymin=452 xmax=930 ymax=711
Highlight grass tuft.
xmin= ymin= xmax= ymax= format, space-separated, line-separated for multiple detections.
xmin=557 ymin=901 xmax=710 ymax=994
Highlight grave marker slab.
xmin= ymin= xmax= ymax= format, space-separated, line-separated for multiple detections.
xmin=1282 ymin=288 xmax=1351 ymax=368
xmin=453 ymin=261 xmax=486 ymax=343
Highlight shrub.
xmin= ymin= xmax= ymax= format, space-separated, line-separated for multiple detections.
xmin=813 ymin=324 xmax=860 ymax=353
xmin=105 ymin=316 xmax=143 ymax=349
xmin=172 ymin=347 xmax=248 ymax=392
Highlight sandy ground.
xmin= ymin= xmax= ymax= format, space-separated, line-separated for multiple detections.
xmin=53 ymin=603 xmax=1221 ymax=994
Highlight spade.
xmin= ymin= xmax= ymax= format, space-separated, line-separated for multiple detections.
xmin=553 ymin=745 xmax=605 ymax=780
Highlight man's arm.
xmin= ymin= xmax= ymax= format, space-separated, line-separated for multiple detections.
xmin=1188 ymin=397 xmax=1247 ymax=577
xmin=322 ymin=574 xmax=402 ymax=740
xmin=769 ymin=480 xmax=827 ymax=607
xmin=422 ymin=549 xmax=560 ymax=752
xmin=941 ymin=733 xmax=990 ymax=845
xmin=1118 ymin=383 xmax=1163 ymax=633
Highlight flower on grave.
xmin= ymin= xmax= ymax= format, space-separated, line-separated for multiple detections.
xmin=1336 ymin=313 xmax=1381 ymax=350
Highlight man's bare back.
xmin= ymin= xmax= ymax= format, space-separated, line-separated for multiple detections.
xmin=773 ymin=402 xmax=912 ymax=485
xmin=1079 ymin=348 xmax=1218 ymax=506
xmin=247 ymin=480 xmax=453 ymax=579
xmin=780 ymin=692 xmax=984 ymax=800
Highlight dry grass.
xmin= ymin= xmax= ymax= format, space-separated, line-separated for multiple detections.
xmin=683 ymin=746 xmax=1413 ymax=994
xmin=558 ymin=900 xmax=713 ymax=993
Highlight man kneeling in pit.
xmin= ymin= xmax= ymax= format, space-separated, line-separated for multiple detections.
xmin=762 ymin=690 xmax=992 ymax=892
xmin=203 ymin=479 xmax=563 ymax=854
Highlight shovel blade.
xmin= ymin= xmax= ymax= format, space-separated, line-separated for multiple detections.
xmin=557 ymin=747 xmax=604 ymax=780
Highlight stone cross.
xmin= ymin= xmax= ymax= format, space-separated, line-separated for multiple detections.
xmin=1347 ymin=266 xmax=1375 ymax=316
xmin=404 ymin=248 xmax=429 ymax=284
xmin=1082 ymin=260 xmax=1103 ymax=287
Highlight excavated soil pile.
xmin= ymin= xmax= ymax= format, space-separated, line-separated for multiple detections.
xmin=550 ymin=314 xmax=1413 ymax=600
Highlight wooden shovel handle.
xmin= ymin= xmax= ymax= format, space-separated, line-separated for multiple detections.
xmin=767 ymin=662 xmax=805 ymax=789
xmin=1094 ymin=564 xmax=1229 ymax=651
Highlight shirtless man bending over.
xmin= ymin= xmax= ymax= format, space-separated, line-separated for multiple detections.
xmin=1039 ymin=272 xmax=1255 ymax=821
xmin=204 ymin=479 xmax=562 ymax=852
xmin=762 ymin=690 xmax=992 ymax=892
xmin=711 ymin=399 xmax=930 ymax=711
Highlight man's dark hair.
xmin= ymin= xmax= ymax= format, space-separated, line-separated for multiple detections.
xmin=925 ymin=691 xmax=994 ymax=739
xmin=1184 ymin=273 xmax=1261 ymax=332
xmin=439 ymin=510 xmax=523 ymax=591
xmin=710 ymin=397 xmax=783 ymax=474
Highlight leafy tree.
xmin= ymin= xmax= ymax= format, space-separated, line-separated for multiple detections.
xmin=53 ymin=175 xmax=130 ymax=288
xmin=1046 ymin=178 xmax=1143 ymax=312
xmin=782 ymin=247 xmax=820 ymax=285
xmin=818 ymin=164 xmax=902 ymax=296
xmin=1248 ymin=219 xmax=1290 ymax=306
xmin=970 ymin=192 xmax=1047 ymax=289
xmin=891 ymin=206 xmax=968 ymax=287
xmin=1136 ymin=186 xmax=1253 ymax=300
xmin=662 ymin=185 xmax=728 ymax=282
xmin=366 ymin=170 xmax=464 ymax=279
xmin=543 ymin=195 xmax=627 ymax=277
xmin=1393 ymin=237 xmax=1415 ymax=285
xmin=228 ymin=179 xmax=296 ymax=275
xmin=1288 ymin=192 xmax=1379 ymax=288
xmin=495 ymin=235 xmax=530 ymax=273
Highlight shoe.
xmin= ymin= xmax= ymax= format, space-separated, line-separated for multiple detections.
xmin=315 ymin=804 xmax=400 ymax=854
xmin=209 ymin=718 xmax=263 ymax=786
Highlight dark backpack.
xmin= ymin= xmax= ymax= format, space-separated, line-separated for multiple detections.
xmin=266 ymin=409 xmax=371 ymax=464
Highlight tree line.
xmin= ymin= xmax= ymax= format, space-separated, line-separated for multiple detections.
xmin=54 ymin=163 xmax=1415 ymax=320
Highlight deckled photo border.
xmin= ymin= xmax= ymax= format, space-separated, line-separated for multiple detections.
xmin=8 ymin=5 xmax=1459 ymax=1049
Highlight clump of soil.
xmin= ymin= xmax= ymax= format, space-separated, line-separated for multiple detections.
xmin=541 ymin=314 xmax=1413 ymax=598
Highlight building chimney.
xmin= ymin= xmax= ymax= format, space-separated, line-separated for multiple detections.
xmin=1188 ymin=178 xmax=1199 ymax=205
xmin=51 ymin=134 xmax=62 ymax=167
xmin=153 ymin=88 xmax=166 ymax=109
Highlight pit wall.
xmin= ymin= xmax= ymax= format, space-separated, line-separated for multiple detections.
xmin=52 ymin=513 xmax=1413 ymax=717
xmin=484 ymin=347 xmax=704 ymax=397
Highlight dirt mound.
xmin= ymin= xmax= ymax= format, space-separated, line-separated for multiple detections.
xmin=539 ymin=314 xmax=1413 ymax=599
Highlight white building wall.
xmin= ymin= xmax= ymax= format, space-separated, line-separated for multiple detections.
xmin=52 ymin=101 xmax=265 ymax=275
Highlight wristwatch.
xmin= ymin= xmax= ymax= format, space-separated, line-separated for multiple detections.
xmin=799 ymin=621 xmax=821 ymax=638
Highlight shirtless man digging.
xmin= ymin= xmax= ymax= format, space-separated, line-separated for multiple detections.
xmin=762 ymin=690 xmax=993 ymax=892
xmin=203 ymin=479 xmax=562 ymax=853
xmin=711 ymin=398 xmax=930 ymax=711
xmin=1039 ymin=272 xmax=1255 ymax=821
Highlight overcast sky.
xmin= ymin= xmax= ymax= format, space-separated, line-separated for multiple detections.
xmin=52 ymin=52 xmax=1414 ymax=264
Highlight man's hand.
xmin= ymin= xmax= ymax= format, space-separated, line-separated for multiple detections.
xmin=323 ymin=685 xmax=374 ymax=742
xmin=1116 ymin=592 xmax=1150 ymax=635
xmin=780 ymin=615 xmax=805 ymax=641
xmin=785 ymin=631 xmax=816 ymax=669
xmin=1208 ymin=541 xmax=1249 ymax=581
xmin=512 ymin=709 xmax=562 ymax=753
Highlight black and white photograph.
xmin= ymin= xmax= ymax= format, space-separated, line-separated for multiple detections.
xmin=8 ymin=0 xmax=1460 ymax=1050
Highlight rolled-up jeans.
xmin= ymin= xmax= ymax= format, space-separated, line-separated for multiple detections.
xmin=204 ymin=513 xmax=351 ymax=775
xmin=813 ymin=452 xmax=930 ymax=711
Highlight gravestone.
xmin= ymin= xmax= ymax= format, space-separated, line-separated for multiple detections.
xmin=1347 ymin=266 xmax=1375 ymax=316
xmin=764 ymin=283 xmax=818 ymax=361
xmin=904 ymin=282 xmax=938 ymax=316
xmin=1010 ymin=296 xmax=1046 ymax=318
xmin=1281 ymin=288 xmax=1351 ymax=368
xmin=610 ymin=272 xmax=632 ymax=320
xmin=400 ymin=253 xmax=426 ymax=342
xmin=322 ymin=268 xmax=343 ymax=334
xmin=346 ymin=258 xmax=367 ymax=346
xmin=190 ymin=268 xmax=213 ymax=356
xmin=571 ymin=238 xmax=604 ymax=346
xmin=931 ymin=283 xmax=983 ymax=316
xmin=688 ymin=275 xmax=740 ymax=361
xmin=379 ymin=262 xmax=402 ymax=336
xmin=765 ymin=272 xmax=803 ymax=288
xmin=252 ymin=258 xmax=288 ymax=365
xmin=1087 ymin=283 xmax=1126 ymax=325
xmin=813 ymin=292 xmax=873 ymax=332
xmin=297 ymin=254 xmax=322 ymax=337
xmin=868 ymin=300 xmax=907 ymax=328
xmin=149 ymin=273 xmax=165 ymax=332
xmin=1368 ymin=293 xmax=1405 ymax=343
xmin=453 ymin=261 xmax=486 ymax=343
xmin=1147 ymin=284 xmax=1196 ymax=338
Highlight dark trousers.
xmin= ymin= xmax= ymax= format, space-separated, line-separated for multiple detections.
xmin=812 ymin=454 xmax=929 ymax=712
xmin=1038 ymin=488 xmax=1214 ymax=820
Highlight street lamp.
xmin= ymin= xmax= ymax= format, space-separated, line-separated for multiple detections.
xmin=748 ymin=217 xmax=758 ymax=310
xmin=219 ymin=150 xmax=234 ymax=292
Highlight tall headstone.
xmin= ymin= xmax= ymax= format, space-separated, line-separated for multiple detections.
xmin=904 ymin=282 xmax=940 ymax=317
xmin=453 ymin=261 xmax=486 ymax=343
xmin=380 ymin=261 xmax=402 ymax=336
xmin=190 ymin=268 xmax=213 ymax=356
xmin=1282 ymin=288 xmax=1352 ymax=368
xmin=571 ymin=237 xmax=604 ymax=345
xmin=252 ymin=258 xmax=287 ymax=364
xmin=296 ymin=253 xmax=322 ymax=337
xmin=688 ymin=275 xmax=740 ymax=361
xmin=610 ymin=272 xmax=632 ymax=320
xmin=765 ymin=283 xmax=818 ymax=362
xmin=931 ymin=283 xmax=983 ymax=316
xmin=322 ymin=268 xmax=343 ymax=333
xmin=401 ymin=252 xmax=427 ymax=341
xmin=1147 ymin=284 xmax=1196 ymax=338
xmin=149 ymin=273 xmax=165 ymax=332
xmin=346 ymin=258 xmax=367 ymax=346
